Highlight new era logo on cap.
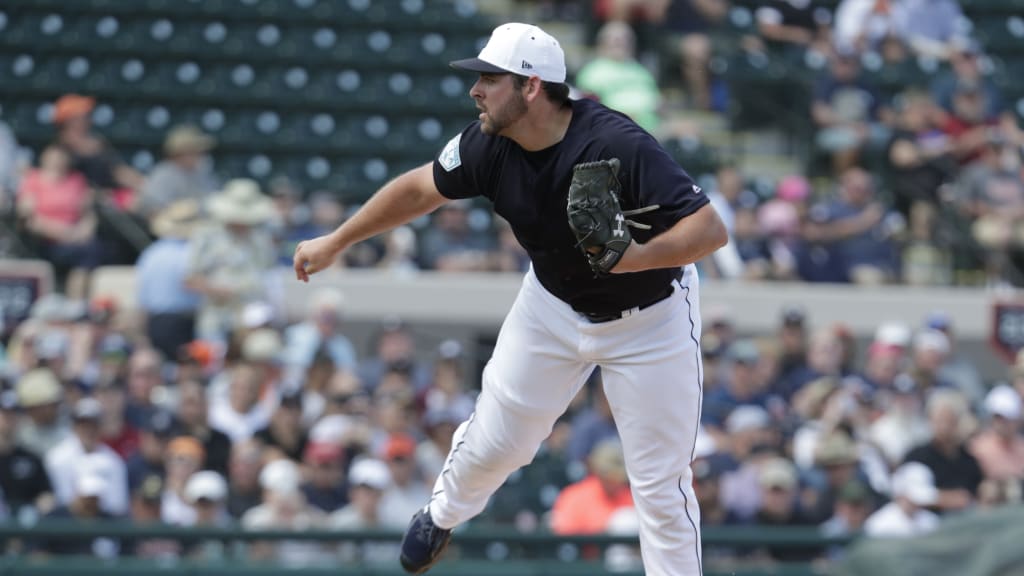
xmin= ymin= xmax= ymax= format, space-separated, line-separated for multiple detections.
xmin=450 ymin=23 xmax=566 ymax=83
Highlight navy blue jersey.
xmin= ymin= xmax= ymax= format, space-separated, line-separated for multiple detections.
xmin=432 ymin=98 xmax=708 ymax=314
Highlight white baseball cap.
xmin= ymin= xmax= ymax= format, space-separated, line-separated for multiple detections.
xmin=985 ymin=384 xmax=1022 ymax=420
xmin=451 ymin=22 xmax=566 ymax=83
xmin=348 ymin=458 xmax=391 ymax=491
xmin=184 ymin=471 xmax=228 ymax=504
xmin=891 ymin=462 xmax=938 ymax=507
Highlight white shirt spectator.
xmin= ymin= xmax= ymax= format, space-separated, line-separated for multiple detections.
xmin=834 ymin=0 xmax=895 ymax=52
xmin=45 ymin=436 xmax=128 ymax=516
xmin=208 ymin=395 xmax=274 ymax=443
xmin=863 ymin=501 xmax=940 ymax=537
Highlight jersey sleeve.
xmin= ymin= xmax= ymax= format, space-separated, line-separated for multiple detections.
xmin=432 ymin=123 xmax=496 ymax=200
xmin=606 ymin=127 xmax=710 ymax=238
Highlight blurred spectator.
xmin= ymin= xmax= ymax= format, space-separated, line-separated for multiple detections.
xmin=243 ymin=458 xmax=329 ymax=567
xmin=96 ymin=379 xmax=139 ymax=460
xmin=125 ymin=347 xmax=163 ymax=429
xmin=52 ymin=94 xmax=142 ymax=199
xmin=576 ymin=21 xmax=661 ymax=134
xmin=941 ymin=81 xmax=1000 ymax=167
xmin=34 ymin=473 xmax=120 ymax=558
xmin=127 ymin=474 xmax=181 ymax=559
xmin=890 ymin=0 xmax=966 ymax=60
xmin=45 ymin=397 xmax=128 ymax=516
xmin=16 ymin=144 xmax=99 ymax=296
xmin=0 ymin=398 xmax=54 ymax=517
xmin=811 ymin=51 xmax=888 ymax=174
xmin=422 ymin=340 xmax=475 ymax=421
xmin=176 ymin=379 xmax=231 ymax=476
xmin=925 ymin=312 xmax=983 ymax=405
xmin=0 ymin=117 xmax=22 ymax=208
xmin=301 ymin=441 xmax=348 ymax=513
xmin=868 ymin=374 xmax=931 ymax=465
xmin=126 ymin=410 xmax=177 ymax=491
xmin=550 ymin=438 xmax=633 ymax=535
xmin=806 ymin=431 xmax=869 ymax=521
xmin=751 ymin=0 xmax=830 ymax=58
xmin=930 ymin=38 xmax=1004 ymax=122
xmin=162 ymin=435 xmax=205 ymax=525
xmin=863 ymin=462 xmax=941 ymax=537
xmin=593 ymin=0 xmax=671 ymax=24
xmin=886 ymin=91 xmax=956 ymax=218
xmin=777 ymin=306 xmax=808 ymax=378
xmin=417 ymin=200 xmax=495 ymax=271
xmin=330 ymin=458 xmax=398 ymax=563
xmin=416 ymin=408 xmax=462 ymax=483
xmin=969 ymin=385 xmax=1024 ymax=483
xmin=136 ymin=200 xmax=203 ymax=360
xmin=802 ymin=167 xmax=901 ymax=284
xmin=254 ymin=390 xmax=307 ymax=461
xmin=185 ymin=179 xmax=275 ymax=343
xmin=567 ymin=377 xmax=618 ymax=463
xmin=904 ymin=390 xmax=983 ymax=512
xmin=379 ymin=434 xmax=430 ymax=527
xmin=209 ymin=361 xmax=274 ymax=443
xmin=703 ymin=340 xmax=771 ymax=429
xmin=183 ymin=471 xmax=232 ymax=561
xmin=820 ymin=479 xmax=874 ymax=558
xmin=833 ymin=0 xmax=897 ymax=54
xmin=955 ymin=140 xmax=1024 ymax=285
xmin=378 ymin=226 xmax=422 ymax=273
xmin=283 ymin=288 xmax=357 ymax=382
xmin=15 ymin=368 xmax=68 ymax=457
xmin=357 ymin=320 xmax=431 ymax=392
xmin=226 ymin=439 xmax=264 ymax=519
xmin=661 ymin=0 xmax=730 ymax=111
xmin=136 ymin=125 xmax=218 ymax=219
xmin=751 ymin=458 xmax=817 ymax=554
xmin=907 ymin=329 xmax=953 ymax=392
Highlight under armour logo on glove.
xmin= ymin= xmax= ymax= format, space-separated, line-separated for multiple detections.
xmin=566 ymin=158 xmax=660 ymax=275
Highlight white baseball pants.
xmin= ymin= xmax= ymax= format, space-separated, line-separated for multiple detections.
xmin=429 ymin=266 xmax=705 ymax=575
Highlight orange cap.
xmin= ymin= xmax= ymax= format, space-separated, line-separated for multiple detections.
xmin=167 ymin=436 xmax=206 ymax=461
xmin=53 ymin=94 xmax=96 ymax=124
xmin=384 ymin=434 xmax=417 ymax=460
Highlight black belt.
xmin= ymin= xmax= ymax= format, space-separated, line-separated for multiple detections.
xmin=580 ymin=283 xmax=676 ymax=323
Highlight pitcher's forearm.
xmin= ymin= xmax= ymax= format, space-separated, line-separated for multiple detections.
xmin=327 ymin=163 xmax=447 ymax=251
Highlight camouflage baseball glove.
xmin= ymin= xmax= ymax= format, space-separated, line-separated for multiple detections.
xmin=567 ymin=158 xmax=656 ymax=275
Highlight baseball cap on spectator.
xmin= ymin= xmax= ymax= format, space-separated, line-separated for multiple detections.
xmin=143 ymin=410 xmax=180 ymax=438
xmin=837 ymin=479 xmax=872 ymax=505
xmin=776 ymin=175 xmax=810 ymax=202
xmin=164 ymin=125 xmax=215 ymax=157
xmin=99 ymin=333 xmax=133 ymax=360
xmin=725 ymin=405 xmax=771 ymax=434
xmin=874 ymin=322 xmax=911 ymax=349
xmin=207 ymin=179 xmax=274 ymax=226
xmin=242 ymin=329 xmax=282 ymax=363
xmin=151 ymin=199 xmax=203 ymax=239
xmin=53 ymin=94 xmax=95 ymax=124
xmin=76 ymin=473 xmax=108 ymax=499
xmin=167 ymin=436 xmax=205 ymax=462
xmin=925 ymin=311 xmax=951 ymax=332
xmin=260 ymin=458 xmax=302 ymax=494
xmin=758 ymin=457 xmax=798 ymax=491
xmin=73 ymin=397 xmax=104 ymax=421
xmin=34 ymin=330 xmax=69 ymax=361
xmin=891 ymin=462 xmax=938 ymax=507
xmin=814 ymin=432 xmax=859 ymax=468
xmin=701 ymin=334 xmax=725 ymax=360
xmin=88 ymin=297 xmax=118 ymax=325
xmin=438 ymin=339 xmax=463 ymax=361
xmin=984 ymin=384 xmax=1022 ymax=420
xmin=184 ymin=471 xmax=228 ymax=504
xmin=241 ymin=301 xmax=275 ymax=330
xmin=310 ymin=414 xmax=354 ymax=445
xmin=180 ymin=340 xmax=217 ymax=369
xmin=135 ymin=474 xmax=165 ymax=503
xmin=781 ymin=306 xmax=806 ymax=327
xmin=16 ymin=368 xmax=63 ymax=408
xmin=913 ymin=330 xmax=950 ymax=355
xmin=758 ymin=201 xmax=800 ymax=237
xmin=588 ymin=438 xmax=628 ymax=485
xmin=304 ymin=441 xmax=345 ymax=465
xmin=450 ymin=23 xmax=566 ymax=83
xmin=348 ymin=458 xmax=391 ymax=491
xmin=729 ymin=340 xmax=760 ymax=365
xmin=384 ymin=434 xmax=417 ymax=461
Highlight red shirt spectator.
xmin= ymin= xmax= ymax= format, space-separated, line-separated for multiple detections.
xmin=18 ymin=146 xmax=90 ymax=227
xmin=550 ymin=439 xmax=634 ymax=535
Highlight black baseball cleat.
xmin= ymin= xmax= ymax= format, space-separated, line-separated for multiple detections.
xmin=399 ymin=506 xmax=453 ymax=574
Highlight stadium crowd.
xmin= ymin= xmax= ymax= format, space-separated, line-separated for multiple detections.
xmin=0 ymin=0 xmax=1022 ymax=572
